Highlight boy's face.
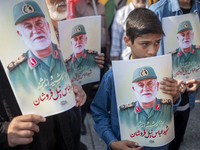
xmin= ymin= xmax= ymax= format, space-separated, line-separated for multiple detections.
xmin=124 ymin=33 xmax=161 ymax=59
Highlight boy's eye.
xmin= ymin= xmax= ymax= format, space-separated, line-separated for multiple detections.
xmin=155 ymin=41 xmax=160 ymax=46
xmin=140 ymin=43 xmax=149 ymax=46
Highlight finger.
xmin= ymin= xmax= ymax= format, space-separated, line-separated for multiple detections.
xmin=98 ymin=53 xmax=105 ymax=57
xmin=125 ymin=140 xmax=138 ymax=147
xmin=80 ymin=94 xmax=87 ymax=106
xmin=17 ymin=130 xmax=35 ymax=138
xmin=187 ymin=83 xmax=198 ymax=92
xmin=137 ymin=146 xmax=144 ymax=150
xmin=186 ymin=79 xmax=196 ymax=84
xmin=12 ymin=137 xmax=33 ymax=146
xmin=96 ymin=59 xmax=105 ymax=64
xmin=98 ymin=64 xmax=104 ymax=69
xmin=162 ymin=77 xmax=177 ymax=83
xmin=17 ymin=114 xmax=46 ymax=124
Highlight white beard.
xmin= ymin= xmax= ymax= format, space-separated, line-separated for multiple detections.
xmin=47 ymin=3 xmax=68 ymax=21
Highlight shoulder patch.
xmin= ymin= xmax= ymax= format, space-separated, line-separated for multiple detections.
xmin=195 ymin=45 xmax=200 ymax=49
xmin=119 ymin=102 xmax=134 ymax=111
xmin=7 ymin=53 xmax=27 ymax=71
xmin=87 ymin=50 xmax=98 ymax=54
xmin=65 ymin=55 xmax=72 ymax=63
xmin=161 ymin=99 xmax=172 ymax=104
xmin=171 ymin=49 xmax=178 ymax=54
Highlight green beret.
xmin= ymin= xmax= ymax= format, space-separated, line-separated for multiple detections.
xmin=13 ymin=0 xmax=45 ymax=25
xmin=132 ymin=66 xmax=157 ymax=83
xmin=71 ymin=24 xmax=86 ymax=38
xmin=177 ymin=20 xmax=193 ymax=33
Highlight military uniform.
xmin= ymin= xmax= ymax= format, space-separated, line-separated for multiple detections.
xmin=172 ymin=45 xmax=200 ymax=79
xmin=65 ymin=49 xmax=98 ymax=84
xmin=66 ymin=24 xmax=99 ymax=85
xmin=119 ymin=98 xmax=172 ymax=131
xmin=172 ymin=20 xmax=200 ymax=80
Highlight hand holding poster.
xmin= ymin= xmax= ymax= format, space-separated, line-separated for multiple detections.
xmin=112 ymin=54 xmax=174 ymax=147
xmin=0 ymin=0 xmax=76 ymax=117
xmin=162 ymin=13 xmax=200 ymax=82
xmin=59 ymin=16 xmax=101 ymax=85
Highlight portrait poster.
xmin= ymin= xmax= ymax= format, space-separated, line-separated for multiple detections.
xmin=112 ymin=54 xmax=174 ymax=147
xmin=162 ymin=13 xmax=200 ymax=82
xmin=0 ymin=0 xmax=76 ymax=117
xmin=58 ymin=16 xmax=101 ymax=85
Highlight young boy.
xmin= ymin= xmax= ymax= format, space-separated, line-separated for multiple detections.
xmin=90 ymin=8 xmax=180 ymax=150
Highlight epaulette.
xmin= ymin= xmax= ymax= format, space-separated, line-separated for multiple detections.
xmin=161 ymin=99 xmax=172 ymax=104
xmin=7 ymin=53 xmax=27 ymax=71
xmin=170 ymin=49 xmax=178 ymax=54
xmin=87 ymin=50 xmax=98 ymax=54
xmin=195 ymin=45 xmax=200 ymax=49
xmin=65 ymin=55 xmax=72 ymax=63
xmin=119 ymin=102 xmax=134 ymax=111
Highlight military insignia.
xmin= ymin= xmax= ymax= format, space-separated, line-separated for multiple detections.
xmin=54 ymin=50 xmax=59 ymax=58
xmin=119 ymin=102 xmax=134 ymax=111
xmin=171 ymin=49 xmax=178 ymax=54
xmin=87 ymin=50 xmax=98 ymax=54
xmin=161 ymin=99 xmax=171 ymax=104
xmin=178 ymin=51 xmax=182 ymax=57
xmin=72 ymin=56 xmax=76 ymax=62
xmin=155 ymin=104 xmax=160 ymax=110
xmin=22 ymin=4 xmax=34 ymax=14
xmin=76 ymin=26 xmax=81 ymax=33
xmin=139 ymin=69 xmax=148 ymax=77
xmin=191 ymin=49 xmax=194 ymax=54
xmin=135 ymin=106 xmax=141 ymax=113
xmin=7 ymin=53 xmax=27 ymax=71
xmin=182 ymin=22 xmax=188 ymax=29
xmin=28 ymin=57 xmax=38 ymax=67
xmin=83 ymin=53 xmax=87 ymax=58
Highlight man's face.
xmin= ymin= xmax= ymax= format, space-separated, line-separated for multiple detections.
xmin=132 ymin=0 xmax=147 ymax=8
xmin=46 ymin=0 xmax=67 ymax=21
xmin=16 ymin=16 xmax=51 ymax=51
xmin=124 ymin=33 xmax=161 ymax=59
xmin=177 ymin=30 xmax=194 ymax=50
xmin=71 ymin=34 xmax=87 ymax=54
xmin=132 ymin=78 xmax=159 ymax=103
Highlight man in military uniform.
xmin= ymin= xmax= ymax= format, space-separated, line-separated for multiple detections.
xmin=119 ymin=66 xmax=173 ymax=132
xmin=172 ymin=20 xmax=200 ymax=80
xmin=8 ymin=0 xmax=76 ymax=112
xmin=65 ymin=24 xmax=99 ymax=84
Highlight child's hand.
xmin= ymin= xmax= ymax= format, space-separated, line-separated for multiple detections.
xmin=110 ymin=140 xmax=143 ymax=150
xmin=160 ymin=77 xmax=179 ymax=103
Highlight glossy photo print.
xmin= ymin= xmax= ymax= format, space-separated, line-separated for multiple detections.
xmin=59 ymin=16 xmax=101 ymax=85
xmin=112 ymin=54 xmax=174 ymax=147
xmin=162 ymin=13 xmax=200 ymax=82
xmin=0 ymin=0 xmax=76 ymax=117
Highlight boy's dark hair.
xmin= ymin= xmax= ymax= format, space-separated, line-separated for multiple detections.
xmin=126 ymin=8 xmax=165 ymax=43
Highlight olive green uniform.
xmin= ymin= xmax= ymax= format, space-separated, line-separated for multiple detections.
xmin=119 ymin=98 xmax=173 ymax=132
xmin=65 ymin=49 xmax=98 ymax=84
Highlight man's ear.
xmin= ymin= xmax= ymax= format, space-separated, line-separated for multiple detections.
xmin=124 ymin=36 xmax=132 ymax=47
xmin=132 ymin=86 xmax=135 ymax=91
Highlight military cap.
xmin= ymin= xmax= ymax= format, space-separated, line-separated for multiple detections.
xmin=71 ymin=24 xmax=86 ymax=38
xmin=177 ymin=20 xmax=193 ymax=33
xmin=13 ymin=0 xmax=45 ymax=25
xmin=132 ymin=66 xmax=157 ymax=83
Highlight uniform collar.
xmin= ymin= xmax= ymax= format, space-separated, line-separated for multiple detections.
xmin=177 ymin=45 xmax=195 ymax=57
xmin=27 ymin=43 xmax=61 ymax=69
xmin=72 ymin=49 xmax=87 ymax=62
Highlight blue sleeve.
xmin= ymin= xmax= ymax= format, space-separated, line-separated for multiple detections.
xmin=173 ymin=92 xmax=181 ymax=112
xmin=90 ymin=69 xmax=118 ymax=149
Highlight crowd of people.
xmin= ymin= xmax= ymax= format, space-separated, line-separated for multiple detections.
xmin=0 ymin=0 xmax=200 ymax=150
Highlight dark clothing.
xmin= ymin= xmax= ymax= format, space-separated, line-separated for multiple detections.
xmin=0 ymin=62 xmax=80 ymax=150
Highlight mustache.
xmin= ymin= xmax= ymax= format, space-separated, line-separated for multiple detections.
xmin=56 ymin=1 xmax=67 ymax=7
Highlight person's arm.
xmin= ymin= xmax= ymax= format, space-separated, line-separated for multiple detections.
xmin=110 ymin=10 xmax=124 ymax=60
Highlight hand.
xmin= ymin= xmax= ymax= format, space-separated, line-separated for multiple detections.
xmin=185 ymin=79 xmax=200 ymax=92
xmin=178 ymin=80 xmax=186 ymax=94
xmin=95 ymin=53 xmax=105 ymax=69
xmin=7 ymin=114 xmax=46 ymax=147
xmin=72 ymin=84 xmax=87 ymax=107
xmin=110 ymin=140 xmax=143 ymax=150
xmin=160 ymin=77 xmax=179 ymax=103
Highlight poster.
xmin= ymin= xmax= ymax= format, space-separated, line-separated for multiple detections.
xmin=112 ymin=54 xmax=174 ymax=146
xmin=163 ymin=13 xmax=200 ymax=82
xmin=59 ymin=16 xmax=101 ymax=85
xmin=0 ymin=0 xmax=76 ymax=117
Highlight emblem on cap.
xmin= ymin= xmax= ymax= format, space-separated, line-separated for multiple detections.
xmin=182 ymin=22 xmax=188 ymax=29
xmin=22 ymin=4 xmax=34 ymax=14
xmin=76 ymin=26 xmax=81 ymax=32
xmin=139 ymin=69 xmax=149 ymax=77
